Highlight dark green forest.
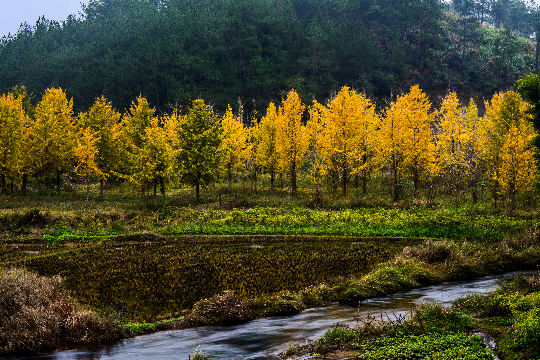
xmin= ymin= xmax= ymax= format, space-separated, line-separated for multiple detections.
xmin=0 ymin=0 xmax=538 ymax=114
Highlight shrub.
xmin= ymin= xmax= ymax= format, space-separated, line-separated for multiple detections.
xmin=183 ymin=292 xmax=253 ymax=326
xmin=402 ymin=240 xmax=453 ymax=264
xmin=0 ymin=268 xmax=123 ymax=354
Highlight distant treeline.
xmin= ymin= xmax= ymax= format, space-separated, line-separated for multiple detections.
xmin=0 ymin=0 xmax=537 ymax=114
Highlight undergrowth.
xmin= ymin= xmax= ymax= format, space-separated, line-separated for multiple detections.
xmin=0 ymin=267 xmax=125 ymax=355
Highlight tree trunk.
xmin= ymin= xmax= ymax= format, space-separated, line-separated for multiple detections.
xmin=228 ymin=165 xmax=232 ymax=192
xmin=270 ymin=169 xmax=275 ymax=191
xmin=47 ymin=174 xmax=51 ymax=198
xmin=342 ymin=168 xmax=347 ymax=197
xmin=153 ymin=183 xmax=157 ymax=206
xmin=534 ymin=29 xmax=540 ymax=73
xmin=100 ymin=179 xmax=104 ymax=199
xmin=10 ymin=182 xmax=14 ymax=200
xmin=253 ymin=167 xmax=257 ymax=191
xmin=22 ymin=174 xmax=27 ymax=196
xmin=472 ymin=182 xmax=478 ymax=204
xmin=393 ymin=166 xmax=399 ymax=202
xmin=508 ymin=183 xmax=516 ymax=211
xmin=0 ymin=174 xmax=5 ymax=195
xmin=363 ymin=176 xmax=367 ymax=197
xmin=160 ymin=176 xmax=165 ymax=198
xmin=196 ymin=182 xmax=200 ymax=203
xmin=86 ymin=178 xmax=90 ymax=201
xmin=291 ymin=162 xmax=297 ymax=196
xmin=413 ymin=171 xmax=419 ymax=199
xmin=56 ymin=171 xmax=61 ymax=195
xmin=280 ymin=172 xmax=283 ymax=189
xmin=354 ymin=174 xmax=359 ymax=190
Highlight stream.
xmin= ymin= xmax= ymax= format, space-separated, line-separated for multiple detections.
xmin=9 ymin=271 xmax=535 ymax=360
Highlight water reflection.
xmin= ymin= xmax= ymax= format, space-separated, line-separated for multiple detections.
xmin=8 ymin=271 xmax=535 ymax=360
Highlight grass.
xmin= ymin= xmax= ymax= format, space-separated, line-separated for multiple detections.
xmin=0 ymin=177 xmax=537 ymax=243
xmin=0 ymin=204 xmax=532 ymax=243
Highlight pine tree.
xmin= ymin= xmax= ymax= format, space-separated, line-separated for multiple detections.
xmin=177 ymin=99 xmax=223 ymax=202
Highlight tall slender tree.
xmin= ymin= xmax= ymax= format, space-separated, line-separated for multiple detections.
xmin=177 ymin=99 xmax=223 ymax=202
xmin=28 ymin=88 xmax=76 ymax=196
xmin=78 ymin=95 xmax=123 ymax=198
xmin=275 ymin=90 xmax=309 ymax=196
xmin=0 ymin=94 xmax=25 ymax=196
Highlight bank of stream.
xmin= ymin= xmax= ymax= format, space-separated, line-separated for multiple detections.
xmin=7 ymin=271 xmax=534 ymax=360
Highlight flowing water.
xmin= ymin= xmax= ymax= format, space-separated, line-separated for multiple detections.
xmin=9 ymin=271 xmax=535 ymax=360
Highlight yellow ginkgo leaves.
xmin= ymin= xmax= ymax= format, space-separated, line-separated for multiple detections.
xmin=378 ymin=85 xmax=436 ymax=201
xmin=0 ymin=94 xmax=25 ymax=196
xmin=221 ymin=105 xmax=252 ymax=190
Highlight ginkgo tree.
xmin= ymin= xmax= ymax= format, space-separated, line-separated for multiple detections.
xmin=498 ymin=122 xmax=537 ymax=210
xmin=74 ymin=127 xmax=105 ymax=200
xmin=436 ymin=92 xmax=472 ymax=205
xmin=482 ymin=91 xmax=531 ymax=208
xmin=0 ymin=94 xmax=25 ymax=196
xmin=128 ymin=117 xmax=178 ymax=203
xmin=255 ymin=103 xmax=281 ymax=191
xmin=78 ymin=95 xmax=123 ymax=198
xmin=220 ymin=105 xmax=252 ymax=191
xmin=27 ymin=88 xmax=76 ymax=196
xmin=462 ymin=99 xmax=485 ymax=204
xmin=307 ymin=100 xmax=328 ymax=196
xmin=275 ymin=90 xmax=310 ymax=196
xmin=321 ymin=86 xmax=378 ymax=197
xmin=482 ymin=91 xmax=537 ymax=210
xmin=378 ymin=86 xmax=436 ymax=201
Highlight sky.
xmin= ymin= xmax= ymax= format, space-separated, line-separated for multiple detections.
xmin=1 ymin=0 xmax=88 ymax=38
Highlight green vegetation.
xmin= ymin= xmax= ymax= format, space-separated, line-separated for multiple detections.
xmin=0 ymin=194 xmax=534 ymax=243
xmin=287 ymin=300 xmax=492 ymax=359
xmin=455 ymin=274 xmax=540 ymax=359
xmin=355 ymin=333 xmax=493 ymax=360
xmin=288 ymin=274 xmax=540 ymax=360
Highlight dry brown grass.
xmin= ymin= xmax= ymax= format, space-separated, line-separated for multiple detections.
xmin=0 ymin=268 xmax=124 ymax=355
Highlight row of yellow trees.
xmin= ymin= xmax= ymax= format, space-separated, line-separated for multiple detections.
xmin=0 ymin=85 xmax=537 ymax=207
